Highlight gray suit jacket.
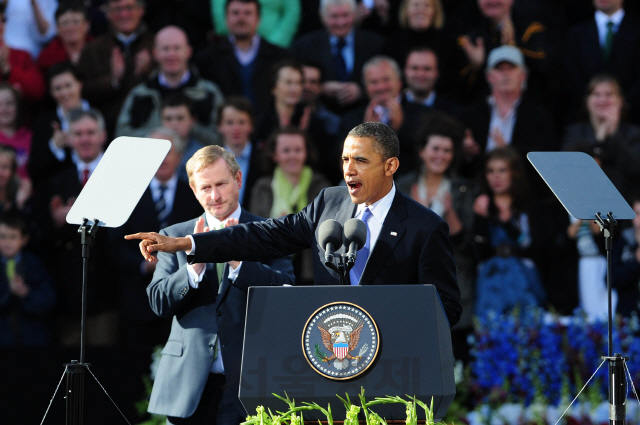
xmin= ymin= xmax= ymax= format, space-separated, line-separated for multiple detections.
xmin=147 ymin=210 xmax=295 ymax=418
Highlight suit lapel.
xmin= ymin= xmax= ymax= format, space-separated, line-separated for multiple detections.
xmin=359 ymin=191 xmax=408 ymax=284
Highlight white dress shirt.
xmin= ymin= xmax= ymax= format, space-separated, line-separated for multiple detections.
xmin=353 ymin=184 xmax=396 ymax=253
xmin=595 ymin=9 xmax=625 ymax=48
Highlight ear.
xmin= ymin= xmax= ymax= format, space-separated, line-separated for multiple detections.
xmin=384 ymin=157 xmax=399 ymax=176
xmin=235 ymin=170 xmax=243 ymax=190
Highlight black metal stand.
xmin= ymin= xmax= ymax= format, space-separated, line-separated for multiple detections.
xmin=63 ymin=218 xmax=99 ymax=425
xmin=324 ymin=254 xmax=352 ymax=285
xmin=595 ymin=212 xmax=628 ymax=425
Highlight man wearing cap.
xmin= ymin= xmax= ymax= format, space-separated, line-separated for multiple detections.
xmin=460 ymin=45 xmax=555 ymax=180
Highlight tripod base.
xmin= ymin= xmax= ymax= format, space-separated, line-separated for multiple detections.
xmin=65 ymin=360 xmax=89 ymax=425
xmin=602 ymin=354 xmax=628 ymax=425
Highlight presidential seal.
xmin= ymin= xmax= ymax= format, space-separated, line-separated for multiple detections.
xmin=302 ymin=302 xmax=379 ymax=380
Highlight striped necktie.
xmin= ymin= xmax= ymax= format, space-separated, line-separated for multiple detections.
xmin=155 ymin=184 xmax=169 ymax=227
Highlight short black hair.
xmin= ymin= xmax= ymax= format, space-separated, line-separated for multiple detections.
xmin=55 ymin=1 xmax=89 ymax=21
xmin=216 ymin=95 xmax=255 ymax=126
xmin=46 ymin=62 xmax=85 ymax=88
xmin=225 ymin=0 xmax=261 ymax=15
xmin=347 ymin=122 xmax=399 ymax=161
xmin=301 ymin=60 xmax=325 ymax=83
xmin=0 ymin=212 xmax=28 ymax=237
xmin=161 ymin=92 xmax=195 ymax=116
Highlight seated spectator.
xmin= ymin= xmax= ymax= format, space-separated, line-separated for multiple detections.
xmin=472 ymin=147 xmax=545 ymax=315
xmin=254 ymin=60 xmax=337 ymax=180
xmin=461 ymin=45 xmax=555 ymax=188
xmin=4 ymin=0 xmax=57 ymax=59
xmin=116 ymin=25 xmax=224 ymax=146
xmin=29 ymin=62 xmax=89 ymax=189
xmin=195 ymin=0 xmax=290 ymax=113
xmin=109 ymin=127 xmax=203 ymax=349
xmin=395 ymin=112 xmax=476 ymax=361
xmin=565 ymin=0 xmax=640 ymax=125
xmin=0 ymin=212 xmax=55 ymax=346
xmin=562 ymin=74 xmax=640 ymax=199
xmin=32 ymin=108 xmax=118 ymax=346
xmin=402 ymin=47 xmax=462 ymax=118
xmin=340 ymin=55 xmax=431 ymax=177
xmin=0 ymin=4 xmax=46 ymax=104
xmin=612 ymin=193 xmax=640 ymax=318
xmin=211 ymin=0 xmax=301 ymax=48
xmin=216 ymin=96 xmax=262 ymax=209
xmin=249 ymin=127 xmax=330 ymax=285
xmin=0 ymin=85 xmax=32 ymax=181
xmin=291 ymin=0 xmax=384 ymax=113
xmin=0 ymin=146 xmax=32 ymax=213
xmin=159 ymin=94 xmax=207 ymax=184
xmin=77 ymin=0 xmax=154 ymax=138
xmin=383 ymin=0 xmax=455 ymax=88
xmin=456 ymin=0 xmax=555 ymax=106
xmin=36 ymin=2 xmax=92 ymax=75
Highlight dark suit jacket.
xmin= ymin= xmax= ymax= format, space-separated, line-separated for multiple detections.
xmin=191 ymin=186 xmax=462 ymax=325
xmin=291 ymin=29 xmax=384 ymax=111
xmin=147 ymin=210 xmax=295 ymax=419
xmin=195 ymin=37 xmax=290 ymax=112
xmin=28 ymin=110 xmax=74 ymax=190
xmin=461 ymin=96 xmax=556 ymax=178
xmin=565 ymin=14 xmax=640 ymax=119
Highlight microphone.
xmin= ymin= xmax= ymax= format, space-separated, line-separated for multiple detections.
xmin=318 ymin=219 xmax=343 ymax=265
xmin=343 ymin=218 xmax=367 ymax=268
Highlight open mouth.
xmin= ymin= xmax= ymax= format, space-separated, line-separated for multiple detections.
xmin=347 ymin=181 xmax=362 ymax=192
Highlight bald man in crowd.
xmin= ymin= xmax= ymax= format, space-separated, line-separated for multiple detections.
xmin=116 ymin=25 xmax=224 ymax=146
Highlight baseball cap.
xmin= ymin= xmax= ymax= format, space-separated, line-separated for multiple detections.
xmin=486 ymin=45 xmax=526 ymax=71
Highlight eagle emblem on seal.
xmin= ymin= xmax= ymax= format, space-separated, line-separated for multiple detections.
xmin=316 ymin=313 xmax=369 ymax=370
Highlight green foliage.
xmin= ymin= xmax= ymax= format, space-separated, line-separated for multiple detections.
xmin=242 ymin=388 xmax=447 ymax=425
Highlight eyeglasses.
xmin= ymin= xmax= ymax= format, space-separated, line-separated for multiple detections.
xmin=58 ymin=17 xmax=85 ymax=27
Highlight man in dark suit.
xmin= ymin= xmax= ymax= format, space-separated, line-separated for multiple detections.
xmin=340 ymin=55 xmax=431 ymax=178
xmin=565 ymin=0 xmax=640 ymax=123
xmin=145 ymin=145 xmax=295 ymax=424
xmin=461 ymin=45 xmax=555 ymax=182
xmin=33 ymin=108 xmax=119 ymax=346
xmin=127 ymin=122 xmax=462 ymax=326
xmin=111 ymin=127 xmax=203 ymax=348
xmin=291 ymin=0 xmax=384 ymax=112
xmin=194 ymin=0 xmax=290 ymax=112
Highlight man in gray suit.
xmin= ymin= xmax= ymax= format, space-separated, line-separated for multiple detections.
xmin=128 ymin=122 xmax=461 ymax=326
xmin=146 ymin=145 xmax=295 ymax=424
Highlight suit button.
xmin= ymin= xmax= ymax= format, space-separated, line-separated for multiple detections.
xmin=209 ymin=343 xmax=215 ymax=350
xmin=216 ymin=311 xmax=223 ymax=316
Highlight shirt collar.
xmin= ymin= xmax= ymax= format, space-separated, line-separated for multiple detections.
xmin=488 ymin=95 xmax=522 ymax=116
xmin=595 ymin=9 xmax=625 ymax=27
xmin=224 ymin=141 xmax=252 ymax=160
xmin=355 ymin=183 xmax=396 ymax=224
xmin=158 ymin=70 xmax=191 ymax=88
xmin=329 ymin=30 xmax=355 ymax=47
xmin=73 ymin=151 xmax=103 ymax=174
xmin=150 ymin=173 xmax=178 ymax=191
xmin=205 ymin=204 xmax=242 ymax=229
xmin=115 ymin=31 xmax=139 ymax=46
xmin=405 ymin=90 xmax=436 ymax=107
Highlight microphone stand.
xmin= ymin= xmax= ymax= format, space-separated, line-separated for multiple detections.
xmin=325 ymin=253 xmax=356 ymax=285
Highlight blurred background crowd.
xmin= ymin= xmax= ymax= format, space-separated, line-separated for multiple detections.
xmin=1 ymin=0 xmax=640 ymax=368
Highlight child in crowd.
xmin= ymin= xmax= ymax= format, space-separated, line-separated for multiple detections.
xmin=0 ymin=213 xmax=55 ymax=346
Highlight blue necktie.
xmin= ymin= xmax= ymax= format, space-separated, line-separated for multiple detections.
xmin=350 ymin=207 xmax=372 ymax=285
xmin=333 ymin=38 xmax=348 ymax=82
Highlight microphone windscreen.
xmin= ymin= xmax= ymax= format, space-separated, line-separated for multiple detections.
xmin=318 ymin=219 xmax=343 ymax=248
xmin=343 ymin=218 xmax=367 ymax=249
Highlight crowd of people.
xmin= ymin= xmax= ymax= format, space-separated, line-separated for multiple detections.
xmin=2 ymin=0 xmax=640 ymax=365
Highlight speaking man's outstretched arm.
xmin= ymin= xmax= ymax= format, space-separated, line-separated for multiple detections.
xmin=124 ymin=232 xmax=193 ymax=262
